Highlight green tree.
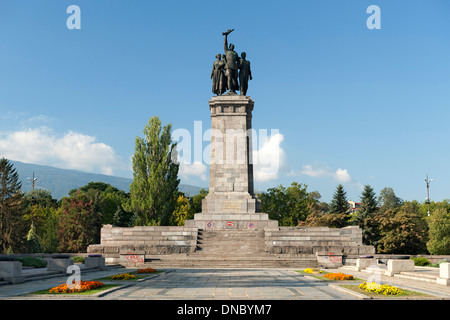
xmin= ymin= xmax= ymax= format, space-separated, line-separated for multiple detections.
xmin=189 ymin=188 xmax=208 ymax=216
xmin=24 ymin=204 xmax=59 ymax=253
xmin=25 ymin=223 xmax=42 ymax=253
xmin=368 ymin=201 xmax=428 ymax=254
xmin=427 ymin=206 xmax=450 ymax=255
xmin=261 ymin=182 xmax=310 ymax=226
xmin=171 ymin=194 xmax=192 ymax=226
xmin=0 ymin=158 xmax=27 ymax=253
xmin=378 ymin=187 xmax=403 ymax=212
xmin=57 ymin=191 xmax=102 ymax=253
xmin=329 ymin=184 xmax=349 ymax=214
xmin=24 ymin=188 xmax=58 ymax=208
xmin=353 ymin=185 xmax=378 ymax=245
xmin=71 ymin=182 xmax=131 ymax=226
xmin=125 ymin=116 xmax=180 ymax=226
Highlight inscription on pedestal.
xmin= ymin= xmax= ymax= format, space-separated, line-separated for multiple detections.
xmin=220 ymin=200 xmax=242 ymax=212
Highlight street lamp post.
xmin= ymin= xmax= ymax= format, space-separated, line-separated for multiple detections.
xmin=424 ymin=174 xmax=434 ymax=216
xmin=27 ymin=172 xmax=37 ymax=208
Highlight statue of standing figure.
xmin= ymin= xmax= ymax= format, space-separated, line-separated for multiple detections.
xmin=211 ymin=29 xmax=252 ymax=96
xmin=238 ymin=52 xmax=252 ymax=96
xmin=211 ymin=54 xmax=227 ymax=95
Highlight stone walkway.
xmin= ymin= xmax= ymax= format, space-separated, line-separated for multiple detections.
xmin=0 ymin=268 xmax=355 ymax=300
xmin=0 ymin=266 xmax=449 ymax=300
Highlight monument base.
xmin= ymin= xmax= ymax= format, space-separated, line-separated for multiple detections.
xmin=184 ymin=212 xmax=278 ymax=230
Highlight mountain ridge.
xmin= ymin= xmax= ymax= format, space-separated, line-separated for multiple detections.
xmin=9 ymin=160 xmax=205 ymax=199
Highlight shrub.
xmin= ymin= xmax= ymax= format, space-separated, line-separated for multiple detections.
xmin=410 ymin=257 xmax=430 ymax=266
xmin=71 ymin=256 xmax=85 ymax=263
xmin=14 ymin=257 xmax=47 ymax=268
xmin=323 ymin=272 xmax=354 ymax=280
xmin=359 ymin=282 xmax=403 ymax=295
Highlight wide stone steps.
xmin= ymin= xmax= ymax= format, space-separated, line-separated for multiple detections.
xmin=143 ymin=254 xmax=317 ymax=268
xmin=139 ymin=229 xmax=318 ymax=268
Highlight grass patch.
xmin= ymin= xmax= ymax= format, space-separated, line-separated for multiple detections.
xmin=30 ymin=283 xmax=121 ymax=295
xmin=340 ymin=284 xmax=430 ymax=298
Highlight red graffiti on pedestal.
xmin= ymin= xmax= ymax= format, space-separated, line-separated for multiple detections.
xmin=126 ymin=253 xmax=144 ymax=264
xmin=327 ymin=252 xmax=342 ymax=263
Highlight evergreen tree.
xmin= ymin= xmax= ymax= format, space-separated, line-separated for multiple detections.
xmin=354 ymin=185 xmax=378 ymax=245
xmin=125 ymin=116 xmax=180 ymax=226
xmin=329 ymin=184 xmax=349 ymax=214
xmin=0 ymin=158 xmax=27 ymax=252
xmin=25 ymin=223 xmax=42 ymax=253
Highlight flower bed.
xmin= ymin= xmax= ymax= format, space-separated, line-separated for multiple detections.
xmin=109 ymin=273 xmax=136 ymax=280
xmin=49 ymin=281 xmax=104 ymax=294
xmin=136 ymin=267 xmax=157 ymax=273
xmin=323 ymin=272 xmax=354 ymax=281
xmin=303 ymin=268 xmax=323 ymax=274
xmin=358 ymin=282 xmax=403 ymax=295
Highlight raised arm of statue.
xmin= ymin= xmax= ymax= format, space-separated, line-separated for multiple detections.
xmin=222 ymin=29 xmax=234 ymax=52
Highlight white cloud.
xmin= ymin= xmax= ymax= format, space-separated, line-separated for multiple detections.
xmin=0 ymin=126 xmax=123 ymax=175
xmin=253 ymin=133 xmax=288 ymax=182
xmin=301 ymin=162 xmax=352 ymax=183
xmin=178 ymin=161 xmax=208 ymax=182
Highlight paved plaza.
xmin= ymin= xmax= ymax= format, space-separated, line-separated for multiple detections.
xmin=1 ymin=266 xmax=450 ymax=301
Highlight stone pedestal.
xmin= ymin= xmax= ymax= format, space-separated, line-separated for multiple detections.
xmin=46 ymin=258 xmax=74 ymax=273
xmin=0 ymin=261 xmax=24 ymax=284
xmin=186 ymin=94 xmax=277 ymax=230
xmin=437 ymin=262 xmax=450 ymax=286
xmin=85 ymin=256 xmax=106 ymax=270
xmin=386 ymin=259 xmax=415 ymax=276
xmin=316 ymin=251 xmax=344 ymax=268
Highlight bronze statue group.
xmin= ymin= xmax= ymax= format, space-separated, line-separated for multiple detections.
xmin=211 ymin=29 xmax=252 ymax=96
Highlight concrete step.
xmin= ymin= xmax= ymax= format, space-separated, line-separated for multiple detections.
xmin=143 ymin=253 xmax=318 ymax=268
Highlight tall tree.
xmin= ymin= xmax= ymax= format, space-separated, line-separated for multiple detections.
xmin=329 ymin=184 xmax=349 ymax=214
xmin=354 ymin=185 xmax=378 ymax=245
xmin=378 ymin=187 xmax=403 ymax=212
xmin=126 ymin=116 xmax=180 ymax=226
xmin=0 ymin=158 xmax=27 ymax=253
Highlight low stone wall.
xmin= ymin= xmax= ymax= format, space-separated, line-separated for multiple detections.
xmin=87 ymin=224 xmax=199 ymax=256
xmin=264 ymin=226 xmax=375 ymax=255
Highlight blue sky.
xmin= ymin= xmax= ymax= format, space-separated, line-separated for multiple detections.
xmin=0 ymin=0 xmax=449 ymax=203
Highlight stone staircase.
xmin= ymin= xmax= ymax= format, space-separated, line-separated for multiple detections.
xmin=143 ymin=229 xmax=317 ymax=268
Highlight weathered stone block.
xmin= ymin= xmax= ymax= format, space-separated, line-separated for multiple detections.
xmin=46 ymin=258 xmax=74 ymax=273
xmin=0 ymin=261 xmax=24 ymax=284
xmin=356 ymin=258 xmax=377 ymax=271
xmin=85 ymin=256 xmax=106 ymax=270
xmin=316 ymin=252 xmax=343 ymax=268
xmin=437 ymin=262 xmax=450 ymax=285
xmin=386 ymin=259 xmax=414 ymax=276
